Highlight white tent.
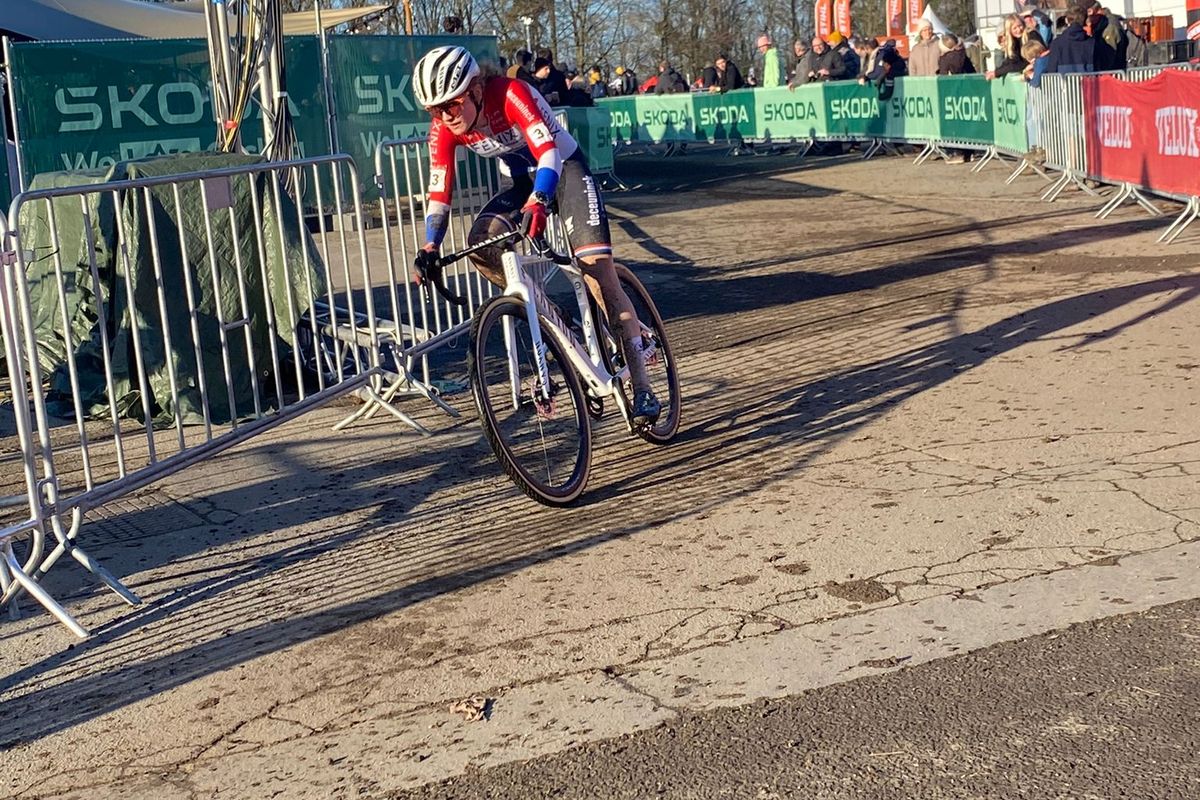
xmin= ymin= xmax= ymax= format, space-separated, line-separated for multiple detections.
xmin=921 ymin=5 xmax=953 ymax=35
xmin=0 ymin=0 xmax=394 ymax=42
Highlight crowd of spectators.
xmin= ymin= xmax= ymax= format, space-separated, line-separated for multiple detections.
xmin=493 ymin=2 xmax=1153 ymax=108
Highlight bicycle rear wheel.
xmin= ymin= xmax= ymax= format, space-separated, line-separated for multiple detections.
xmin=468 ymin=296 xmax=592 ymax=506
xmin=613 ymin=264 xmax=682 ymax=443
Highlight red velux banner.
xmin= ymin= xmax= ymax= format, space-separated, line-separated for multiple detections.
xmin=907 ymin=0 xmax=925 ymax=34
xmin=887 ymin=0 xmax=906 ymax=37
xmin=1084 ymin=70 xmax=1200 ymax=196
xmin=815 ymin=0 xmax=833 ymax=37
xmin=1189 ymin=0 xmax=1200 ymax=40
xmin=835 ymin=0 xmax=852 ymax=35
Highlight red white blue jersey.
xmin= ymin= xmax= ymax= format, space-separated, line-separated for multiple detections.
xmin=426 ymin=76 xmax=578 ymax=221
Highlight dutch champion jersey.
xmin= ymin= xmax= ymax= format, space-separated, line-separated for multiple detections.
xmin=426 ymin=76 xmax=579 ymax=219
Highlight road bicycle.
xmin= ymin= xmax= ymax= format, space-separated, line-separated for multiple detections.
xmin=421 ymin=226 xmax=680 ymax=506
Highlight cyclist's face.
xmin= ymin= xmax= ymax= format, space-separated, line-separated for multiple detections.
xmin=430 ymin=87 xmax=478 ymax=133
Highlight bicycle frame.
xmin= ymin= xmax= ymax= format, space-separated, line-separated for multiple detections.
xmin=497 ymin=249 xmax=637 ymax=427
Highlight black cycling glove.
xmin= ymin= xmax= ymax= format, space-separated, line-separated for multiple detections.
xmin=413 ymin=248 xmax=441 ymax=284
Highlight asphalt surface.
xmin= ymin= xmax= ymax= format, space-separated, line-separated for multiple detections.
xmin=398 ymin=598 xmax=1200 ymax=799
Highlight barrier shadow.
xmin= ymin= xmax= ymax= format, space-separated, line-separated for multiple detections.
xmin=1 ymin=272 xmax=1195 ymax=748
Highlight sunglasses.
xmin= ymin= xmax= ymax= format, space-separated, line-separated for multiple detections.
xmin=428 ymin=95 xmax=469 ymax=118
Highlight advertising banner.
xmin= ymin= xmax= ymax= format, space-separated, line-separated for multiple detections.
xmin=1083 ymin=70 xmax=1200 ymax=195
xmin=887 ymin=0 xmax=906 ymax=37
xmin=6 ymin=35 xmax=496 ymax=192
xmin=327 ymin=34 xmax=497 ymax=186
xmin=990 ymin=75 xmax=1029 ymax=153
xmin=815 ymin=0 xmax=834 ymax=37
xmin=601 ymin=96 xmax=638 ymax=143
xmin=1189 ymin=0 xmax=1200 ymax=40
xmin=936 ymin=75 xmax=994 ymax=144
xmin=692 ymin=89 xmax=758 ymax=142
xmin=823 ymin=81 xmax=890 ymax=138
xmin=629 ymin=94 xmax=696 ymax=143
xmin=557 ymin=106 xmax=615 ymax=172
xmin=835 ymin=0 xmax=853 ymax=37
xmin=907 ymin=0 xmax=925 ymax=34
xmin=886 ymin=77 xmax=941 ymax=140
xmin=753 ymin=85 xmax=828 ymax=140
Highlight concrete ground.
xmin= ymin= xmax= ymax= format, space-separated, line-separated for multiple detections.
xmin=1 ymin=148 xmax=1198 ymax=799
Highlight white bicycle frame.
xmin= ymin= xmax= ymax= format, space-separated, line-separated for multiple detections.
xmin=497 ymin=248 xmax=653 ymax=431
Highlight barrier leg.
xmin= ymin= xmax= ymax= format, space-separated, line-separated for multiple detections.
xmin=913 ymin=141 xmax=935 ymax=165
xmin=1097 ymin=183 xmax=1162 ymax=219
xmin=861 ymin=139 xmax=882 ymax=160
xmin=794 ymin=139 xmax=815 ymax=159
xmin=1157 ymin=197 xmax=1200 ymax=244
xmin=1005 ymin=158 xmax=1054 ymax=185
xmin=970 ymin=147 xmax=999 ymax=173
xmin=3 ymin=542 xmax=87 ymax=638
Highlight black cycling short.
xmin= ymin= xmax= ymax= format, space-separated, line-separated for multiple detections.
xmin=476 ymin=152 xmax=612 ymax=258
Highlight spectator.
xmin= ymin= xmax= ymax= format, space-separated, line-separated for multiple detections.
xmin=442 ymin=15 xmax=464 ymax=34
xmin=990 ymin=13 xmax=1040 ymax=78
xmin=533 ymin=51 xmax=570 ymax=105
xmin=1022 ymin=39 xmax=1048 ymax=81
xmin=964 ymin=34 xmax=987 ymax=73
xmin=507 ymin=49 xmax=534 ymax=83
xmin=1041 ymin=5 xmax=1094 ymax=79
xmin=806 ymin=35 xmax=848 ymax=81
xmin=864 ymin=38 xmax=907 ymax=99
xmin=1087 ymin=3 xmax=1117 ymax=71
xmin=937 ymin=33 xmax=975 ymax=74
xmin=789 ymin=40 xmax=815 ymax=88
xmin=588 ymin=66 xmax=608 ymax=100
xmin=714 ymin=53 xmax=746 ymax=93
xmin=855 ymin=38 xmax=880 ymax=81
xmin=701 ymin=64 xmax=719 ymax=90
xmin=827 ymin=31 xmax=860 ymax=78
xmin=638 ymin=73 xmax=659 ymax=93
xmin=608 ymin=65 xmax=637 ymax=96
xmin=909 ymin=19 xmax=941 ymax=76
xmin=532 ymin=57 xmax=565 ymax=105
xmin=654 ymin=60 xmax=689 ymax=94
xmin=1100 ymin=9 xmax=1129 ymax=70
xmin=1124 ymin=18 xmax=1148 ymax=67
xmin=1021 ymin=5 xmax=1054 ymax=44
xmin=756 ymin=34 xmax=783 ymax=87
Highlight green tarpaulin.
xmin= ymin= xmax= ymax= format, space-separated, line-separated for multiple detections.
xmin=13 ymin=152 xmax=327 ymax=425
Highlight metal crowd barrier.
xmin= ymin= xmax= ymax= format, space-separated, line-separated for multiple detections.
xmin=0 ymin=155 xmax=384 ymax=636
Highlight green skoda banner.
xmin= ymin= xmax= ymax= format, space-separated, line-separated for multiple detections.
xmin=989 ymin=75 xmax=1029 ymax=154
xmin=557 ymin=107 xmax=614 ymax=172
xmin=325 ymin=34 xmax=497 ymax=180
xmin=4 ymin=35 xmax=497 ymax=193
xmin=691 ymin=89 xmax=757 ymax=142
xmin=937 ymin=75 xmax=994 ymax=144
xmin=754 ymin=85 xmax=827 ymax=141
xmin=596 ymin=75 xmax=1031 ymax=154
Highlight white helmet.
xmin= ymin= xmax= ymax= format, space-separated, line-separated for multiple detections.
xmin=413 ymin=46 xmax=480 ymax=107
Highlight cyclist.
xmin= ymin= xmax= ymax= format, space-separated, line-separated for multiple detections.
xmin=410 ymin=45 xmax=662 ymax=426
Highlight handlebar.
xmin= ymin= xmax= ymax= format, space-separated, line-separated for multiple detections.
xmin=419 ymin=214 xmax=573 ymax=308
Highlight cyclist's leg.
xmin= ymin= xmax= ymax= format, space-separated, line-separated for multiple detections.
xmin=554 ymin=157 xmax=654 ymax=394
xmin=467 ymin=180 xmax=529 ymax=287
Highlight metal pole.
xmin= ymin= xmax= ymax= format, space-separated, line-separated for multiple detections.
xmin=314 ymin=1 xmax=340 ymax=155
xmin=3 ymin=36 xmax=27 ymax=193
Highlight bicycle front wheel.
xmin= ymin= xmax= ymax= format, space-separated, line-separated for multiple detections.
xmin=468 ymin=296 xmax=592 ymax=506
